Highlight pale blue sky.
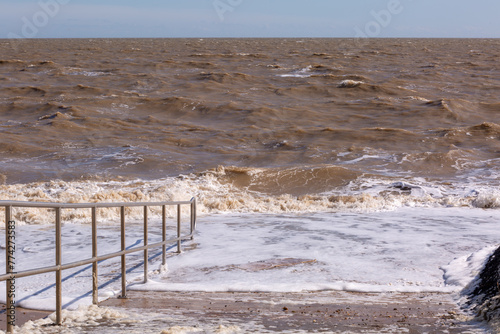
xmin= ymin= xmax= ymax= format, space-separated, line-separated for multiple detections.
xmin=2 ymin=0 xmax=500 ymax=39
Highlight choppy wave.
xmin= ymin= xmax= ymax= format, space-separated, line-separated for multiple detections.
xmin=0 ymin=38 xmax=500 ymax=208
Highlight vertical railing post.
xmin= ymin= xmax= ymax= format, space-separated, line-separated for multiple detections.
xmin=162 ymin=205 xmax=166 ymax=266
xmin=194 ymin=198 xmax=197 ymax=231
xmin=143 ymin=206 xmax=148 ymax=283
xmin=177 ymin=204 xmax=181 ymax=253
xmin=5 ymin=205 xmax=15 ymax=333
xmin=91 ymin=206 xmax=98 ymax=305
xmin=55 ymin=207 xmax=62 ymax=325
xmin=120 ymin=206 xmax=127 ymax=298
xmin=190 ymin=198 xmax=195 ymax=239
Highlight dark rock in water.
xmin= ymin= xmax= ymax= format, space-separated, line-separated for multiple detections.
xmin=469 ymin=246 xmax=500 ymax=306
xmin=466 ymin=246 xmax=500 ymax=327
xmin=391 ymin=181 xmax=418 ymax=192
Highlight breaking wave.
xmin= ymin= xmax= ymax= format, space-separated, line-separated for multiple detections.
xmin=1 ymin=165 xmax=498 ymax=225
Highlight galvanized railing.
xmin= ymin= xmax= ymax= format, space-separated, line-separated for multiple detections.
xmin=0 ymin=198 xmax=196 ymax=333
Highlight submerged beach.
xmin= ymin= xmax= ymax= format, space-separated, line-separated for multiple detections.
xmin=0 ymin=38 xmax=499 ymax=332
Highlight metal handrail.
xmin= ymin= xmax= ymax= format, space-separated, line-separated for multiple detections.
xmin=1 ymin=198 xmax=197 ymax=333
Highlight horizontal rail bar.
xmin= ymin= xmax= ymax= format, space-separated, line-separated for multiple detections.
xmin=0 ymin=232 xmax=194 ymax=281
xmin=0 ymin=199 xmax=194 ymax=210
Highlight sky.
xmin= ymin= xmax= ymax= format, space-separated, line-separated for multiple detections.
xmin=1 ymin=0 xmax=500 ymax=39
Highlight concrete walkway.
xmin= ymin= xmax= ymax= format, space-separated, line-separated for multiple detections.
xmin=101 ymin=290 xmax=485 ymax=333
xmin=0 ymin=291 xmax=488 ymax=333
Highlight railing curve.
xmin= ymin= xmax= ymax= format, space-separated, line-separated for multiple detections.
xmin=0 ymin=198 xmax=197 ymax=332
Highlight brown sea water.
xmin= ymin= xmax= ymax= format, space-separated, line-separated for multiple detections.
xmin=0 ymin=38 xmax=499 ymax=213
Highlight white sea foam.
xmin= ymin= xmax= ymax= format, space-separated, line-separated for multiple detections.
xmin=473 ymin=190 xmax=500 ymax=209
xmin=7 ymin=305 xmax=134 ymax=334
xmin=0 ymin=170 xmax=498 ymax=226
xmin=64 ymin=67 xmax=109 ymax=77
xmin=160 ymin=326 xmax=204 ymax=334
xmin=338 ymin=79 xmax=364 ymax=88
xmin=2 ymin=207 xmax=498 ymax=313
xmin=442 ymin=245 xmax=498 ymax=294
xmin=126 ymin=208 xmax=499 ymax=296
xmin=279 ymin=65 xmax=313 ymax=78
xmin=0 ymin=203 xmax=498 ymax=334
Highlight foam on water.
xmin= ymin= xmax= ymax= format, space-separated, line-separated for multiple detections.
xmin=278 ymin=65 xmax=314 ymax=78
xmin=5 ymin=305 xmax=244 ymax=334
xmin=1 ymin=168 xmax=499 ymax=225
xmin=442 ymin=246 xmax=499 ymax=294
xmin=4 ymin=305 xmax=134 ymax=334
xmin=128 ymin=208 xmax=500 ymax=295
xmin=338 ymin=79 xmax=364 ymax=88
xmin=2 ymin=207 xmax=498 ymax=314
